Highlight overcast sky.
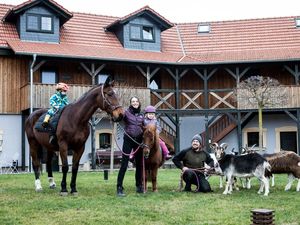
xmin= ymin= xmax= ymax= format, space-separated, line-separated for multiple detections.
xmin=1 ymin=0 xmax=300 ymax=22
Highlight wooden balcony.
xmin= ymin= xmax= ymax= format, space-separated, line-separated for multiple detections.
xmin=20 ymin=83 xmax=150 ymax=111
xmin=237 ymin=85 xmax=300 ymax=110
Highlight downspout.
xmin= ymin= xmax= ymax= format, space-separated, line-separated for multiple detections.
xmin=30 ymin=54 xmax=37 ymax=114
xmin=28 ymin=54 xmax=37 ymax=172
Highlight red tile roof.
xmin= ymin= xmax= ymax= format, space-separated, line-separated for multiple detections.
xmin=106 ymin=5 xmax=173 ymax=31
xmin=1 ymin=2 xmax=300 ymax=64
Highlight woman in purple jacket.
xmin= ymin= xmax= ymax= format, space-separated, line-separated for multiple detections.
xmin=117 ymin=96 xmax=144 ymax=197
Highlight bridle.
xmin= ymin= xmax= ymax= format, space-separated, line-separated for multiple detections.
xmin=142 ymin=129 xmax=155 ymax=159
xmin=101 ymin=85 xmax=122 ymax=113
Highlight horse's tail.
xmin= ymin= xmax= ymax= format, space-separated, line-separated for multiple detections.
xmin=25 ymin=109 xmax=48 ymax=167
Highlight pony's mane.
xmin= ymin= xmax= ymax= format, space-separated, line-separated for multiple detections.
xmin=144 ymin=123 xmax=157 ymax=134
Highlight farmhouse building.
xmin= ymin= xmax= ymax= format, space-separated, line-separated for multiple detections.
xmin=1 ymin=0 xmax=300 ymax=171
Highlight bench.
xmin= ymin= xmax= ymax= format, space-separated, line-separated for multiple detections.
xmin=96 ymin=149 xmax=122 ymax=169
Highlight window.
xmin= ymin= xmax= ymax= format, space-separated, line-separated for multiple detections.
xmin=41 ymin=17 xmax=52 ymax=31
xmin=0 ymin=130 xmax=3 ymax=152
xmin=243 ymin=127 xmax=267 ymax=150
xmin=149 ymin=74 xmax=161 ymax=90
xmin=99 ymin=133 xmax=111 ymax=149
xmin=130 ymin=24 xmax=154 ymax=41
xmin=296 ymin=18 xmax=300 ymax=27
xmin=97 ymin=70 xmax=113 ymax=84
xmin=247 ymin=132 xmax=259 ymax=147
xmin=142 ymin=27 xmax=154 ymax=40
xmin=198 ymin=24 xmax=210 ymax=33
xmin=26 ymin=14 xmax=53 ymax=33
xmin=41 ymin=70 xmax=57 ymax=84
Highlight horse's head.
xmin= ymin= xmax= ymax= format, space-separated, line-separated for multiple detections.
xmin=100 ymin=77 xmax=124 ymax=122
xmin=142 ymin=124 xmax=157 ymax=158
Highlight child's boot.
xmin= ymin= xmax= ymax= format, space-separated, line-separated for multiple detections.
xmin=42 ymin=114 xmax=51 ymax=128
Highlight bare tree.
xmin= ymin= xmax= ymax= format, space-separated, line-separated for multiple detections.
xmin=236 ymin=76 xmax=287 ymax=150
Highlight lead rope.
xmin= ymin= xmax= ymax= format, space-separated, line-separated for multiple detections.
xmin=180 ymin=167 xmax=216 ymax=192
xmin=111 ymin=122 xmax=146 ymax=193
xmin=143 ymin=156 xmax=146 ymax=193
xmin=111 ymin=122 xmax=143 ymax=157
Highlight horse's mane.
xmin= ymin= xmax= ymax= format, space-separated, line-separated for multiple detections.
xmin=144 ymin=123 xmax=159 ymax=146
xmin=144 ymin=123 xmax=157 ymax=135
xmin=73 ymin=84 xmax=102 ymax=104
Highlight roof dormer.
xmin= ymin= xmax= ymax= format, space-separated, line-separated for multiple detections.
xmin=3 ymin=0 xmax=72 ymax=43
xmin=105 ymin=6 xmax=173 ymax=52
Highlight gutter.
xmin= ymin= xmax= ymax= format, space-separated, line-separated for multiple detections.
xmin=12 ymin=51 xmax=300 ymax=67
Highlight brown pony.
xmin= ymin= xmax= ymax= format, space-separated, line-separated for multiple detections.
xmin=25 ymin=78 xmax=124 ymax=195
xmin=142 ymin=123 xmax=165 ymax=192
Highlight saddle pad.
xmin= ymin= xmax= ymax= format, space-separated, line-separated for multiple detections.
xmin=34 ymin=107 xmax=65 ymax=133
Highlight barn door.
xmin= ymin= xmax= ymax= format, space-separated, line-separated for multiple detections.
xmin=280 ymin=131 xmax=297 ymax=153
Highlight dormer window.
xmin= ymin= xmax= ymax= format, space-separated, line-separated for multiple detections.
xmin=296 ymin=18 xmax=300 ymax=27
xmin=130 ymin=24 xmax=154 ymax=41
xmin=198 ymin=24 xmax=210 ymax=33
xmin=26 ymin=14 xmax=53 ymax=33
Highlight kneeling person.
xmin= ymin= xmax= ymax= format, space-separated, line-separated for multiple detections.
xmin=172 ymin=134 xmax=214 ymax=192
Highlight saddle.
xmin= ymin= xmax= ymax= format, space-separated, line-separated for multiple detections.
xmin=34 ymin=108 xmax=65 ymax=134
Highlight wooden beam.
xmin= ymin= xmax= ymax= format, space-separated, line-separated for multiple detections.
xmin=284 ymin=65 xmax=299 ymax=85
xmin=33 ymin=60 xmax=46 ymax=72
xmin=153 ymin=92 xmax=175 ymax=109
xmin=166 ymin=68 xmax=176 ymax=80
xmin=181 ymin=92 xmax=202 ymax=109
xmin=210 ymin=91 xmax=235 ymax=109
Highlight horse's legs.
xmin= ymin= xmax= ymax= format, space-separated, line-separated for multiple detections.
xmin=29 ymin=140 xmax=43 ymax=192
xmin=70 ymin=146 xmax=84 ymax=194
xmin=151 ymin=168 xmax=158 ymax=192
xmin=59 ymin=143 xmax=69 ymax=195
xmin=46 ymin=151 xmax=56 ymax=189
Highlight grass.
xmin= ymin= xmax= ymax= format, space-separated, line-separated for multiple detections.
xmin=0 ymin=169 xmax=299 ymax=225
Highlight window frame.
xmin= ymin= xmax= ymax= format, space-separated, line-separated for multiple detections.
xmin=243 ymin=127 xmax=267 ymax=150
xmin=197 ymin=24 xmax=210 ymax=34
xmin=296 ymin=18 xmax=300 ymax=27
xmin=129 ymin=24 xmax=155 ymax=42
xmin=26 ymin=13 xmax=54 ymax=33
xmin=95 ymin=129 xmax=113 ymax=150
xmin=96 ymin=70 xmax=113 ymax=85
xmin=41 ymin=69 xmax=58 ymax=84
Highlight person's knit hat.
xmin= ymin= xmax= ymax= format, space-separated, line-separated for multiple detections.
xmin=191 ymin=134 xmax=202 ymax=144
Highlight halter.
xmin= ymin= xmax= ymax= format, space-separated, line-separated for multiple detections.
xmin=100 ymin=85 xmax=122 ymax=112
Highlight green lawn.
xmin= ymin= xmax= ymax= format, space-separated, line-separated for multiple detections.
xmin=0 ymin=169 xmax=299 ymax=225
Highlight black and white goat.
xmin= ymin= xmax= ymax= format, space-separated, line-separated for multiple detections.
xmin=263 ymin=150 xmax=300 ymax=192
xmin=213 ymin=146 xmax=271 ymax=196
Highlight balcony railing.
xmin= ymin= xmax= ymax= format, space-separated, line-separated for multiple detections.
xmin=20 ymin=83 xmax=150 ymax=111
xmin=21 ymin=84 xmax=300 ymax=111
xmin=237 ymin=85 xmax=300 ymax=109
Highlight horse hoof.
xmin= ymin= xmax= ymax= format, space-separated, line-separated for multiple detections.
xmin=60 ymin=192 xmax=68 ymax=196
xmin=71 ymin=192 xmax=78 ymax=196
xmin=49 ymin=184 xmax=56 ymax=189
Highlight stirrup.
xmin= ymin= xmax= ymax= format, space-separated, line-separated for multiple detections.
xmin=49 ymin=135 xmax=56 ymax=145
xmin=42 ymin=121 xmax=48 ymax=128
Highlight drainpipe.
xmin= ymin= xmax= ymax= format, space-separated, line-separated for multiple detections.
xmin=30 ymin=54 xmax=37 ymax=114
xmin=28 ymin=54 xmax=37 ymax=172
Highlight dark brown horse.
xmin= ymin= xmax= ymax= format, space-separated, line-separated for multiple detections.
xmin=25 ymin=78 xmax=124 ymax=195
xmin=142 ymin=123 xmax=164 ymax=192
